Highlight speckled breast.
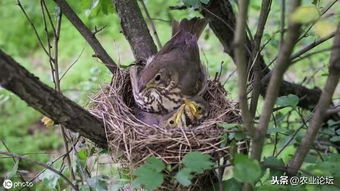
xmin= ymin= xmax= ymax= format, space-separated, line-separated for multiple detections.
xmin=133 ymin=87 xmax=183 ymax=114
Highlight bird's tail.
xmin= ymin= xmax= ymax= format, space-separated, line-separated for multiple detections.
xmin=172 ymin=18 xmax=207 ymax=38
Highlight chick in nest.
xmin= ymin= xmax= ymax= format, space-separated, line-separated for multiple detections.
xmin=134 ymin=97 xmax=209 ymax=128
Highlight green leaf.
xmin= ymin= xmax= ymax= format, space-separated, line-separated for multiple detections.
xmin=182 ymin=152 xmax=213 ymax=173
xmin=182 ymin=0 xmax=200 ymax=7
xmin=276 ymin=94 xmax=299 ymax=108
xmin=330 ymin=136 xmax=340 ymax=142
xmin=133 ymin=157 xmax=165 ymax=190
xmin=77 ymin=149 xmax=89 ymax=160
xmin=86 ymin=0 xmax=114 ymax=16
xmin=233 ymin=154 xmax=262 ymax=184
xmin=256 ymin=184 xmax=287 ymax=191
xmin=200 ymin=0 xmax=210 ymax=4
xmin=39 ymin=169 xmax=60 ymax=189
xmin=322 ymin=128 xmax=335 ymax=136
xmin=143 ymin=157 xmax=166 ymax=172
xmin=328 ymin=120 xmax=340 ymax=128
xmin=218 ymin=123 xmax=239 ymax=129
xmin=98 ymin=0 xmax=114 ymax=15
xmin=313 ymin=21 xmax=337 ymax=38
xmin=223 ymin=178 xmax=241 ymax=191
xmin=79 ymin=0 xmax=91 ymax=10
xmin=312 ymin=0 xmax=320 ymax=6
xmin=134 ymin=166 xmax=164 ymax=190
xmin=234 ymin=132 xmax=246 ymax=141
xmin=87 ymin=175 xmax=109 ymax=191
xmin=267 ymin=126 xmax=288 ymax=134
xmin=263 ymin=157 xmax=285 ymax=177
xmin=8 ymin=160 xmax=19 ymax=178
xmin=175 ymin=168 xmax=193 ymax=186
xmin=291 ymin=5 xmax=320 ymax=24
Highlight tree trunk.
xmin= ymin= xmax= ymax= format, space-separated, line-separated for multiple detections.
xmin=113 ymin=0 xmax=157 ymax=60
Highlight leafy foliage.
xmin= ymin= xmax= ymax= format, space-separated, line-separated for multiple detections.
xmin=39 ymin=169 xmax=60 ymax=189
xmin=276 ymin=94 xmax=299 ymax=108
xmin=263 ymin=157 xmax=285 ymax=177
xmin=233 ymin=154 xmax=262 ymax=184
xmin=175 ymin=168 xmax=194 ymax=186
xmin=182 ymin=152 xmax=213 ymax=173
xmin=0 ymin=0 xmax=339 ymax=190
xmin=181 ymin=0 xmax=210 ymax=8
xmin=133 ymin=157 xmax=165 ymax=190
xmin=176 ymin=152 xmax=213 ymax=186
xmin=291 ymin=5 xmax=320 ymax=24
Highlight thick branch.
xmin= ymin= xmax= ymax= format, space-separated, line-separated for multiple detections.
xmin=252 ymin=1 xmax=302 ymax=160
xmin=234 ymin=0 xmax=253 ymax=135
xmin=0 ymin=50 xmax=107 ymax=148
xmin=249 ymin=0 xmax=272 ymax=118
xmin=201 ymin=0 xmax=327 ymax=112
xmin=113 ymin=0 xmax=157 ymax=60
xmin=288 ymin=25 xmax=340 ymax=175
xmin=53 ymin=0 xmax=118 ymax=74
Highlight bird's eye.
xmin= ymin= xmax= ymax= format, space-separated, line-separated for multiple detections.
xmin=169 ymin=120 xmax=174 ymax=125
xmin=155 ymin=74 xmax=161 ymax=82
xmin=197 ymin=106 xmax=202 ymax=111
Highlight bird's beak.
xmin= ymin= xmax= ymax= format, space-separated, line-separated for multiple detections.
xmin=175 ymin=105 xmax=185 ymax=124
xmin=184 ymin=99 xmax=197 ymax=113
xmin=138 ymin=82 xmax=156 ymax=93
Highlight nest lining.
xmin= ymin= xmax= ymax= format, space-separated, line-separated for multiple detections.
xmin=90 ymin=68 xmax=245 ymax=167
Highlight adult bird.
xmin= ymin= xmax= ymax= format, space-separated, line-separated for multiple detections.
xmin=130 ymin=18 xmax=208 ymax=122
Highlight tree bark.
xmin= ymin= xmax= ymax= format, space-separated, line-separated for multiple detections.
xmin=287 ymin=25 xmax=340 ymax=175
xmin=201 ymin=0 xmax=326 ymax=112
xmin=0 ymin=50 xmax=107 ymax=148
xmin=113 ymin=0 xmax=157 ymax=60
xmin=252 ymin=0 xmax=302 ymax=160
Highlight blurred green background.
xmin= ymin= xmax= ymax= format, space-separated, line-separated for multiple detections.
xmin=0 ymin=0 xmax=339 ymax=190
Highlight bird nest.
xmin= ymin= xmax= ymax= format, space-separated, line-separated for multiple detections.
xmin=90 ymin=68 xmax=246 ymax=166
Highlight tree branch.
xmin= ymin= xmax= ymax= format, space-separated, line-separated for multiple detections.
xmin=139 ymin=0 xmax=162 ymax=49
xmin=201 ymin=0 xmax=332 ymax=114
xmin=287 ymin=25 xmax=340 ymax=175
xmin=234 ymin=0 xmax=253 ymax=136
xmin=0 ymin=151 xmax=78 ymax=191
xmin=326 ymin=105 xmax=340 ymax=116
xmin=252 ymin=1 xmax=302 ymax=160
xmin=113 ymin=0 xmax=157 ymax=60
xmin=52 ymin=0 xmax=118 ymax=74
xmin=0 ymin=50 xmax=107 ymax=148
xmin=249 ymin=0 xmax=272 ymax=119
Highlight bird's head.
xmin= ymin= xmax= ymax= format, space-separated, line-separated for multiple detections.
xmin=137 ymin=56 xmax=179 ymax=93
xmin=184 ymin=97 xmax=209 ymax=121
xmin=164 ymin=104 xmax=185 ymax=128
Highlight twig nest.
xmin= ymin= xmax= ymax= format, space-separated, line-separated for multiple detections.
xmin=90 ymin=69 xmax=244 ymax=167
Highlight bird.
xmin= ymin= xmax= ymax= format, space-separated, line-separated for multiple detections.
xmin=164 ymin=97 xmax=210 ymax=128
xmin=130 ymin=18 xmax=208 ymax=118
xmin=134 ymin=96 xmax=209 ymax=129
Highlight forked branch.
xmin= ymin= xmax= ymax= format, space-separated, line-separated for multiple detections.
xmin=52 ymin=0 xmax=118 ymax=74
xmin=287 ymin=25 xmax=340 ymax=175
xmin=251 ymin=1 xmax=302 ymax=160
